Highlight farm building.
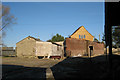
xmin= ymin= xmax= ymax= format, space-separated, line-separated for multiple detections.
xmin=16 ymin=36 xmax=41 ymax=58
xmin=70 ymin=26 xmax=94 ymax=41
xmin=36 ymin=42 xmax=64 ymax=59
xmin=16 ymin=36 xmax=64 ymax=59
xmin=64 ymin=26 xmax=104 ymax=57
xmin=1 ymin=47 xmax=16 ymax=56
xmin=54 ymin=41 xmax=64 ymax=46
xmin=64 ymin=38 xmax=104 ymax=57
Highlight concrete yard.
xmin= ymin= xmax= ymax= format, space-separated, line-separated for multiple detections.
xmin=1 ymin=55 xmax=120 ymax=80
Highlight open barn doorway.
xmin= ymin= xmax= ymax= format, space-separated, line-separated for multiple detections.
xmin=89 ymin=46 xmax=93 ymax=57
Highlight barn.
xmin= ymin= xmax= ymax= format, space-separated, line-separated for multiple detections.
xmin=64 ymin=38 xmax=104 ymax=57
xmin=16 ymin=36 xmax=64 ymax=59
xmin=64 ymin=26 xmax=104 ymax=57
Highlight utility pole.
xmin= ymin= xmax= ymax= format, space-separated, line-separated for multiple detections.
xmin=99 ymin=34 xmax=100 ymax=42
xmin=38 ymin=36 xmax=40 ymax=39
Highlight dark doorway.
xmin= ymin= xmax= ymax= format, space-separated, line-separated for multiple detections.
xmin=89 ymin=46 xmax=93 ymax=57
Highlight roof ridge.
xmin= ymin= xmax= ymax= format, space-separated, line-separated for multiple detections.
xmin=70 ymin=26 xmax=83 ymax=37
xmin=16 ymin=36 xmax=41 ymax=44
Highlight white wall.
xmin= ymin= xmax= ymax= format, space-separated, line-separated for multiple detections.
xmin=36 ymin=41 xmax=63 ymax=57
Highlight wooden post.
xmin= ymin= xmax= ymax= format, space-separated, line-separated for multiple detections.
xmin=105 ymin=2 xmax=113 ymax=79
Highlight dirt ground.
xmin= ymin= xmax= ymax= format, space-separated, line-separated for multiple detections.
xmin=1 ymin=56 xmax=63 ymax=79
xmin=1 ymin=57 xmax=62 ymax=68
xmin=1 ymin=55 xmax=120 ymax=80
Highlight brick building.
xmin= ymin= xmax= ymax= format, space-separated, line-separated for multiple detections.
xmin=70 ymin=26 xmax=94 ymax=41
xmin=64 ymin=38 xmax=104 ymax=57
xmin=64 ymin=26 xmax=104 ymax=57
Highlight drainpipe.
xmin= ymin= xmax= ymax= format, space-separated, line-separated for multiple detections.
xmin=86 ymin=40 xmax=88 ymax=57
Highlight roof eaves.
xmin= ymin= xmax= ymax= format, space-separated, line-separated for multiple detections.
xmin=16 ymin=36 xmax=41 ymax=44
xmin=70 ymin=26 xmax=94 ymax=37
xmin=70 ymin=26 xmax=83 ymax=37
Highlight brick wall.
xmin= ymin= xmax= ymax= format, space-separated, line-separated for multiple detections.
xmin=65 ymin=38 xmax=104 ymax=57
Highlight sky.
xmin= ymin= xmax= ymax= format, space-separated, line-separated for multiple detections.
xmin=2 ymin=2 xmax=105 ymax=47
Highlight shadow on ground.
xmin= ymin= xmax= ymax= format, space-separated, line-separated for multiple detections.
xmin=51 ymin=55 xmax=120 ymax=80
xmin=2 ymin=55 xmax=120 ymax=80
xmin=2 ymin=64 xmax=46 ymax=80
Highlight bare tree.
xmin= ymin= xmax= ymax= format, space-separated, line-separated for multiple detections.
xmin=0 ymin=4 xmax=16 ymax=46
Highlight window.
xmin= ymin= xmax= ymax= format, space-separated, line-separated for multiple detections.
xmin=79 ymin=35 xmax=85 ymax=39
xmin=79 ymin=35 xmax=80 ymax=39
xmin=81 ymin=35 xmax=83 ymax=39
xmin=84 ymin=35 xmax=85 ymax=38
